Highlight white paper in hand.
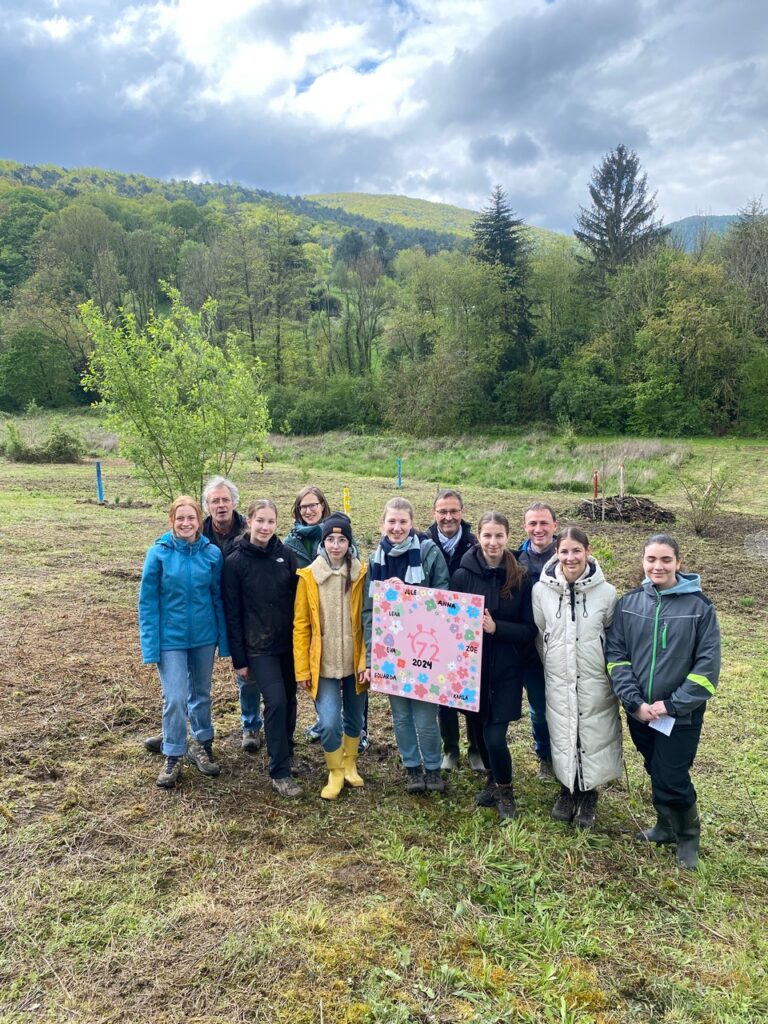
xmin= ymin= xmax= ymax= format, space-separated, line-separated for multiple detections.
xmin=648 ymin=714 xmax=675 ymax=736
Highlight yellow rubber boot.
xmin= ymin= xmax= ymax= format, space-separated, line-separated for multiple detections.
xmin=342 ymin=734 xmax=364 ymax=788
xmin=321 ymin=748 xmax=346 ymax=800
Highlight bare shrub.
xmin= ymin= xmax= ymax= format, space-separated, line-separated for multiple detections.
xmin=680 ymin=463 xmax=736 ymax=535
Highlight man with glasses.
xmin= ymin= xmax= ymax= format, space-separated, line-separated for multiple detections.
xmin=426 ymin=489 xmax=483 ymax=771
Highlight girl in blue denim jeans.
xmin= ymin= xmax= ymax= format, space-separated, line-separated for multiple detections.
xmin=362 ymin=498 xmax=450 ymax=795
xmin=138 ymin=495 xmax=229 ymax=790
xmin=294 ymin=513 xmax=369 ymax=799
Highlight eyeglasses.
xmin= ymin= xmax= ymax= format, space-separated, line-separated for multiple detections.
xmin=436 ymin=509 xmax=462 ymax=517
xmin=299 ymin=502 xmax=322 ymax=513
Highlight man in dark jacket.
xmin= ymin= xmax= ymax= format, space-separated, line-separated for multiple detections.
xmin=513 ymin=501 xmax=557 ymax=781
xmin=427 ymin=489 xmax=484 ymax=771
xmin=143 ymin=476 xmax=265 ymax=757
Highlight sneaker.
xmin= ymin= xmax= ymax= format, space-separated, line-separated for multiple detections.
xmin=186 ymin=739 xmax=221 ymax=777
xmin=359 ymin=730 xmax=370 ymax=754
xmin=405 ymin=767 xmax=426 ymax=794
xmin=468 ymin=750 xmax=486 ymax=773
xmin=495 ymin=784 xmax=517 ymax=823
xmin=305 ymin=724 xmax=321 ymax=743
xmin=550 ymin=785 xmax=576 ymax=823
xmin=271 ymin=776 xmax=303 ymax=799
xmin=425 ymin=768 xmax=446 ymax=793
xmin=475 ymin=771 xmax=497 ymax=807
xmin=536 ymin=758 xmax=555 ymax=782
xmin=144 ymin=733 xmax=163 ymax=754
xmin=156 ymin=756 xmax=182 ymax=789
xmin=573 ymin=789 xmax=598 ymax=830
xmin=241 ymin=729 xmax=262 ymax=753
xmin=440 ymin=751 xmax=459 ymax=771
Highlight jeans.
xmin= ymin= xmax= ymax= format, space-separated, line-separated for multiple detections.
xmin=523 ymin=662 xmax=551 ymax=761
xmin=627 ymin=708 xmax=704 ymax=810
xmin=157 ymin=645 xmax=215 ymax=757
xmin=388 ymin=695 xmax=442 ymax=770
xmin=236 ymin=672 xmax=265 ymax=732
xmin=246 ymin=654 xmax=297 ymax=779
xmin=438 ymin=706 xmax=481 ymax=757
xmin=482 ymin=719 xmax=512 ymax=786
xmin=314 ymin=675 xmax=366 ymax=753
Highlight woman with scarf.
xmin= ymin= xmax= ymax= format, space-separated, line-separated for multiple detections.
xmin=283 ymin=485 xmax=331 ymax=567
xmin=294 ymin=513 xmax=369 ymax=799
xmin=532 ymin=527 xmax=621 ymax=830
xmin=363 ymin=497 xmax=450 ymax=794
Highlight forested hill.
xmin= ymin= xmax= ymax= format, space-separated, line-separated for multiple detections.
xmin=667 ymin=214 xmax=739 ymax=251
xmin=1 ymin=153 xmax=766 ymax=438
xmin=307 ymin=191 xmax=565 ymax=250
xmin=0 ymin=160 xmax=461 ymax=255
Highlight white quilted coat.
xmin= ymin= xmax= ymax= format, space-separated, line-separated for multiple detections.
xmin=532 ymin=556 xmax=623 ymax=792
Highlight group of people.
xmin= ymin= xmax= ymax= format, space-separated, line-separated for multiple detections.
xmin=138 ymin=478 xmax=721 ymax=869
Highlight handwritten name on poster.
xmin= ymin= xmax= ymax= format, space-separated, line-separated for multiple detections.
xmin=370 ymin=580 xmax=484 ymax=711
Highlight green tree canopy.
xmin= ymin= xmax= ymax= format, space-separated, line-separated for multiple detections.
xmin=81 ymin=290 xmax=269 ymax=501
xmin=574 ymin=144 xmax=669 ymax=281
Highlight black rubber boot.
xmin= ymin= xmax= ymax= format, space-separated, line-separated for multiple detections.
xmin=494 ymin=784 xmax=516 ymax=824
xmin=669 ymin=803 xmax=701 ymax=870
xmin=635 ymin=804 xmax=675 ymax=844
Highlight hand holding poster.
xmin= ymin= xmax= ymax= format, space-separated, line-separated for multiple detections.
xmin=370 ymin=580 xmax=484 ymax=712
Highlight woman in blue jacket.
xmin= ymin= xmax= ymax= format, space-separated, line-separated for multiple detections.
xmin=139 ymin=495 xmax=229 ymax=790
xmin=606 ymin=534 xmax=721 ymax=869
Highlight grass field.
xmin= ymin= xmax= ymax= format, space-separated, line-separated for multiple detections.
xmin=1 ymin=430 xmax=767 ymax=1023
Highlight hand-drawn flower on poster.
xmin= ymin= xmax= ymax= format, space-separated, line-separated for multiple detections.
xmin=370 ymin=580 xmax=484 ymax=711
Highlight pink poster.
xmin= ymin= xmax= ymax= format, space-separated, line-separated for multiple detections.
xmin=370 ymin=580 xmax=484 ymax=711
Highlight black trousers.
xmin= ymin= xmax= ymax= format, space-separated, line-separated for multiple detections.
xmin=627 ymin=708 xmax=704 ymax=811
xmin=246 ymin=653 xmax=297 ymax=780
xmin=478 ymin=718 xmax=512 ymax=786
xmin=437 ymin=706 xmax=482 ymax=756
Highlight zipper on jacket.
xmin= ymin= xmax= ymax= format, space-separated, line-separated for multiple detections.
xmin=186 ymin=545 xmax=193 ymax=649
xmin=661 ymin=622 xmax=668 ymax=650
xmin=647 ymin=590 xmax=663 ymax=703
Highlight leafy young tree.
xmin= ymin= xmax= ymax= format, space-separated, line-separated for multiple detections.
xmin=81 ymin=290 xmax=269 ymax=501
xmin=574 ymin=144 xmax=669 ymax=280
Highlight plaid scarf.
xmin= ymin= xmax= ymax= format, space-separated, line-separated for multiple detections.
xmin=369 ymin=530 xmax=424 ymax=594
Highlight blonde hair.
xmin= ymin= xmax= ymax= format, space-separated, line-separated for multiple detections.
xmin=381 ymin=497 xmax=414 ymax=525
xmin=246 ymin=498 xmax=278 ymax=519
xmin=169 ymin=495 xmax=202 ymax=536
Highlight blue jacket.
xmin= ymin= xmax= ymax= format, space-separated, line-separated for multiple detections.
xmin=138 ymin=531 xmax=229 ymax=664
xmin=606 ymin=573 xmax=720 ymax=718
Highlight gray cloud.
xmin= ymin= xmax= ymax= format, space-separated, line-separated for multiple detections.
xmin=1 ymin=0 xmax=766 ymax=234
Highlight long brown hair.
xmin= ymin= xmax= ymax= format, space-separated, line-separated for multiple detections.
xmin=477 ymin=511 xmax=526 ymax=598
xmin=292 ymin=485 xmax=331 ymax=524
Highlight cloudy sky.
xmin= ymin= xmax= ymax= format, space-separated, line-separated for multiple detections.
xmin=3 ymin=0 xmax=766 ymax=232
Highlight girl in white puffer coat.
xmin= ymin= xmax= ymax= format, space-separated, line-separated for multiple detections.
xmin=532 ymin=527 xmax=622 ymax=829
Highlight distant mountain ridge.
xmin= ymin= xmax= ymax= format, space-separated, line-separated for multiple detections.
xmin=307 ymin=191 xmax=568 ymax=250
xmin=0 ymin=159 xmax=462 ymax=254
xmin=667 ymin=214 xmax=739 ymax=251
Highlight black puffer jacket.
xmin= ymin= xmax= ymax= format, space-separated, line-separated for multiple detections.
xmin=222 ymin=535 xmax=298 ymax=667
xmin=451 ymin=546 xmax=537 ymax=723
xmin=426 ymin=521 xmax=478 ymax=577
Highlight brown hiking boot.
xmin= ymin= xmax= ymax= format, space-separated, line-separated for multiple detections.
xmin=156 ymin=756 xmax=182 ymax=789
